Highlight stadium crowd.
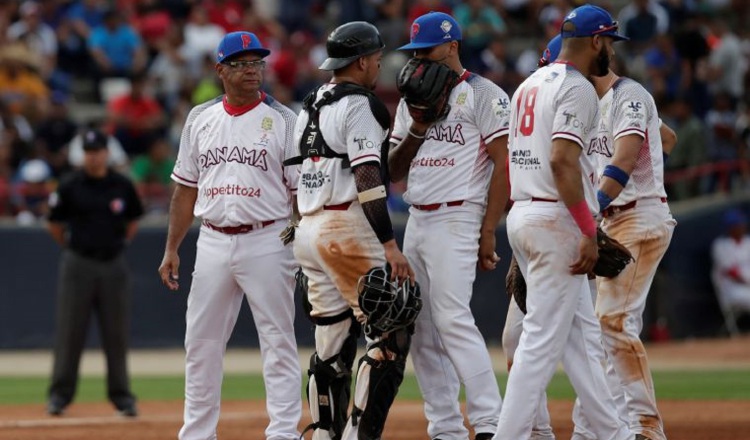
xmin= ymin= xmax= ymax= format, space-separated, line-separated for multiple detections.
xmin=0 ymin=0 xmax=748 ymax=224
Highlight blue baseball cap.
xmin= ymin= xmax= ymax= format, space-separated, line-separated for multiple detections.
xmin=216 ymin=31 xmax=270 ymax=63
xmin=724 ymin=208 xmax=747 ymax=227
xmin=398 ymin=12 xmax=462 ymax=51
xmin=539 ymin=34 xmax=562 ymax=67
xmin=560 ymin=4 xmax=628 ymax=41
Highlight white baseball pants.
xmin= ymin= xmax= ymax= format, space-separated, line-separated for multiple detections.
xmin=180 ymin=222 xmax=302 ymax=440
xmin=495 ymin=200 xmax=631 ymax=440
xmin=405 ymin=203 xmax=502 ymax=440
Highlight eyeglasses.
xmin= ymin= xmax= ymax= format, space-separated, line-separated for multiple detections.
xmin=223 ymin=60 xmax=266 ymax=71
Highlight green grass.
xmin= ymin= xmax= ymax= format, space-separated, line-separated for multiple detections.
xmin=2 ymin=370 xmax=749 ymax=406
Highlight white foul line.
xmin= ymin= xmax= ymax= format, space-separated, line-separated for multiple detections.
xmin=0 ymin=411 xmax=264 ymax=429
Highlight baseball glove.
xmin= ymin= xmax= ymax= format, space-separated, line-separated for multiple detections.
xmin=397 ymin=57 xmax=459 ymax=124
xmin=279 ymin=220 xmax=298 ymax=246
xmin=593 ymin=227 xmax=634 ymax=278
xmin=505 ymin=254 xmax=527 ymax=314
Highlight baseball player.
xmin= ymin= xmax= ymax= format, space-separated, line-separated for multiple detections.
xmin=157 ymin=31 xmax=302 ymax=440
xmin=502 ymin=33 xmax=678 ymax=440
xmin=286 ymin=22 xmax=414 ymax=440
xmin=500 ymin=34 xmax=562 ymax=440
xmin=576 ymin=44 xmax=677 ymax=440
xmin=388 ymin=12 xmax=509 ymax=440
xmin=495 ymin=5 xmax=634 ymax=440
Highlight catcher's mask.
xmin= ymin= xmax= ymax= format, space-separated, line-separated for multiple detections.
xmin=357 ymin=266 xmax=422 ymax=335
xmin=319 ymin=21 xmax=385 ymax=71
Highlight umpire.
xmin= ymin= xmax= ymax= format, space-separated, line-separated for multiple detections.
xmin=46 ymin=128 xmax=144 ymax=417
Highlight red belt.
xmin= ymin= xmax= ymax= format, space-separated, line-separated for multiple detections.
xmin=531 ymin=197 xmax=558 ymax=203
xmin=323 ymin=201 xmax=353 ymax=211
xmin=203 ymin=220 xmax=275 ymax=235
xmin=412 ymin=200 xmax=465 ymax=211
xmin=602 ymin=197 xmax=667 ymax=218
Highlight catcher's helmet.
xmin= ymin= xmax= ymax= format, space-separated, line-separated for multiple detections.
xmin=357 ymin=266 xmax=422 ymax=336
xmin=319 ymin=22 xmax=385 ymax=71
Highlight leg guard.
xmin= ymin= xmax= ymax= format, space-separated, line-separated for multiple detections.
xmin=347 ymin=327 xmax=412 ymax=440
xmin=305 ymin=316 xmax=360 ymax=440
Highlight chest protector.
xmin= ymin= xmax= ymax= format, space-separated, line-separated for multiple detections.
xmin=284 ymin=83 xmax=391 ymax=184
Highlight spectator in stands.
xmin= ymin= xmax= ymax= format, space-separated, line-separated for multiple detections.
xmin=707 ymin=16 xmax=746 ymax=106
xmin=68 ymin=125 xmax=130 ymax=173
xmin=453 ymin=0 xmax=506 ymax=71
xmin=107 ymin=73 xmax=165 ymax=157
xmin=191 ymin=54 xmax=223 ymax=105
xmin=7 ymin=1 xmax=58 ymax=78
xmin=705 ymin=92 xmax=741 ymax=192
xmin=46 ymin=127 xmax=143 ymax=418
xmin=203 ymin=0 xmax=245 ymax=33
xmin=644 ymin=33 xmax=684 ymax=102
xmin=88 ymin=8 xmax=147 ymax=100
xmin=183 ymin=6 xmax=225 ymax=70
xmin=11 ymin=158 xmax=52 ymax=225
xmin=0 ymin=43 xmax=49 ymax=123
xmin=130 ymin=137 xmax=174 ymax=214
xmin=35 ymin=91 xmax=78 ymax=178
xmin=66 ymin=0 xmax=108 ymax=38
xmin=148 ymin=25 xmax=191 ymax=113
xmin=662 ymin=94 xmax=708 ymax=200
xmin=477 ymin=36 xmax=522 ymax=93
xmin=618 ymin=0 xmax=670 ymax=51
xmin=711 ymin=208 xmax=750 ymax=312
xmin=129 ymin=0 xmax=173 ymax=60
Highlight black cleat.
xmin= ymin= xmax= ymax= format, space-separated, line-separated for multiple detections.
xmin=475 ymin=434 xmax=494 ymax=440
xmin=46 ymin=399 xmax=66 ymax=416
xmin=117 ymin=403 xmax=138 ymax=418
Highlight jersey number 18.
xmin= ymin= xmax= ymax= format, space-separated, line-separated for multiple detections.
xmin=514 ymin=86 xmax=539 ymax=137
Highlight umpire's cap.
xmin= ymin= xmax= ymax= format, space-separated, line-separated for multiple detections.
xmin=216 ymin=31 xmax=270 ymax=64
xmin=82 ymin=129 xmax=108 ymax=151
xmin=319 ymin=22 xmax=385 ymax=71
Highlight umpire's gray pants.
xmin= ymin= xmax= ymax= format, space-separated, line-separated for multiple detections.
xmin=48 ymin=250 xmax=135 ymax=408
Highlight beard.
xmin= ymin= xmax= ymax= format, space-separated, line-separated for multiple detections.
xmin=594 ymin=46 xmax=610 ymax=77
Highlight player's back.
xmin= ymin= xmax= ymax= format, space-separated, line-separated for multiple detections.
xmin=508 ymin=62 xmax=599 ymax=207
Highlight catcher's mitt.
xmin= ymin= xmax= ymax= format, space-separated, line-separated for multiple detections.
xmin=593 ymin=227 xmax=634 ymax=278
xmin=397 ymin=57 xmax=459 ymax=124
xmin=505 ymin=254 xmax=527 ymax=314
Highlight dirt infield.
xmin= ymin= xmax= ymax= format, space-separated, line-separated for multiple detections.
xmin=1 ymin=336 xmax=748 ymax=440
xmin=1 ymin=399 xmax=749 ymax=440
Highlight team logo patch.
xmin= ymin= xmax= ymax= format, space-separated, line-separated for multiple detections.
xmin=110 ymin=198 xmax=125 ymax=214
xmin=241 ymin=34 xmax=252 ymax=49
xmin=567 ymin=11 xmax=577 ymax=19
xmin=492 ymin=97 xmax=510 ymax=118
xmin=456 ymin=92 xmax=467 ymax=105
xmin=440 ymin=20 xmax=452 ymax=34
xmin=411 ymin=23 xmax=420 ymax=40
xmin=261 ymin=117 xmax=273 ymax=131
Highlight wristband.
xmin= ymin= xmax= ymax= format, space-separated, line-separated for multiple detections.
xmin=597 ymin=189 xmax=613 ymax=213
xmin=602 ymin=164 xmax=630 ymax=187
xmin=408 ymin=128 xmax=425 ymax=139
xmin=568 ymin=200 xmax=597 ymax=238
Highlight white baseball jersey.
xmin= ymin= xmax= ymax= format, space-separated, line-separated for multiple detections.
xmin=171 ymin=93 xmax=299 ymax=226
xmin=390 ymin=71 xmax=510 ymax=206
xmin=291 ymin=84 xmax=389 ymax=215
xmin=590 ymin=77 xmax=667 ymax=204
xmin=508 ymin=62 xmax=599 ymax=213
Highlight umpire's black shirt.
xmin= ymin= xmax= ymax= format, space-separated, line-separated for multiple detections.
xmin=49 ymin=169 xmax=144 ymax=260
